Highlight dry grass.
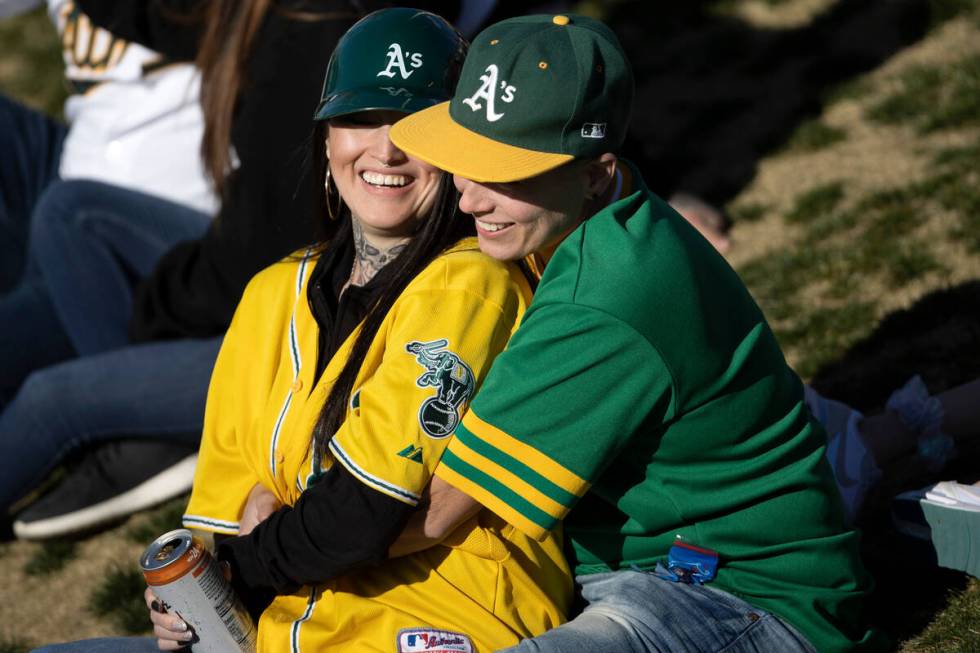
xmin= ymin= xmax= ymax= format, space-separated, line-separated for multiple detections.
xmin=0 ymin=520 xmax=148 ymax=647
xmin=723 ymin=7 xmax=980 ymax=648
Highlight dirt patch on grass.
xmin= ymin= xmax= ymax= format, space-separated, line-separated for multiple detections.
xmin=726 ymin=0 xmax=842 ymax=28
xmin=0 ymin=525 xmax=146 ymax=647
xmin=728 ymin=14 xmax=980 ymax=350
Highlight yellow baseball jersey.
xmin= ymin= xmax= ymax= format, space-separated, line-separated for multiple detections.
xmin=184 ymin=238 xmax=572 ymax=652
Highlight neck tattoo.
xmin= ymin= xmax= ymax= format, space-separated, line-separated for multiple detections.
xmin=349 ymin=219 xmax=409 ymax=287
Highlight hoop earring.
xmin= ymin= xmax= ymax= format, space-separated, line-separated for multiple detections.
xmin=325 ymin=165 xmax=342 ymax=220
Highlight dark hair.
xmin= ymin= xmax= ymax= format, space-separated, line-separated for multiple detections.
xmin=308 ymin=121 xmax=476 ymax=456
xmin=196 ymin=0 xmax=358 ymax=197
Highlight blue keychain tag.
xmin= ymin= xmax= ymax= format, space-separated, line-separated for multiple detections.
xmin=653 ymin=539 xmax=719 ymax=585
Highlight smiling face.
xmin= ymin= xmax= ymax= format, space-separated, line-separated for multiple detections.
xmin=453 ymin=157 xmax=615 ymax=261
xmin=328 ymin=110 xmax=443 ymax=246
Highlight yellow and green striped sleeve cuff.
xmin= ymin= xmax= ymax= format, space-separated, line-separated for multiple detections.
xmin=438 ymin=410 xmax=591 ymax=541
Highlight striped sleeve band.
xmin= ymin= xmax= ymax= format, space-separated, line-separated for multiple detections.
xmin=437 ymin=410 xmax=590 ymax=541
xmin=182 ymin=514 xmax=241 ymax=536
xmin=328 ymin=439 xmax=421 ymax=506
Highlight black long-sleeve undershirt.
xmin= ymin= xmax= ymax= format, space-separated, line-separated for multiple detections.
xmin=217 ymin=463 xmax=414 ymax=615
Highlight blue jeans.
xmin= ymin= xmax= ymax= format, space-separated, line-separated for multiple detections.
xmin=0 ymin=181 xmax=217 ymax=509
xmin=0 ymin=98 xmax=212 ymax=404
xmin=0 ymin=181 xmax=210 ymax=406
xmin=0 ymin=94 xmax=66 ymax=292
xmin=32 ymin=572 xmax=818 ymax=653
xmin=0 ymin=336 xmax=222 ymax=510
xmin=498 ymin=570 xmax=817 ymax=653
xmin=30 ymin=179 xmax=211 ymax=355
xmin=0 ymin=95 xmax=75 ymax=404
xmin=32 ymin=638 xmax=160 ymax=653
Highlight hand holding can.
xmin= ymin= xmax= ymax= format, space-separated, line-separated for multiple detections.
xmin=145 ymin=586 xmax=196 ymax=650
xmin=141 ymin=529 xmax=257 ymax=653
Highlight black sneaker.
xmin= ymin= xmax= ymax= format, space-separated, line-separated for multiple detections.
xmin=13 ymin=439 xmax=197 ymax=540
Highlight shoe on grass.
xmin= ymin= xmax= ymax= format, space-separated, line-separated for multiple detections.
xmin=13 ymin=439 xmax=197 ymax=540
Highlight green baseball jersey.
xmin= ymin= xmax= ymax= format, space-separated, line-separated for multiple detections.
xmin=437 ymin=164 xmax=882 ymax=653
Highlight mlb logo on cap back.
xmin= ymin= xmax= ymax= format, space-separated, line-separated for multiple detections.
xmin=581 ymin=123 xmax=607 ymax=139
xmin=390 ymin=14 xmax=634 ymax=183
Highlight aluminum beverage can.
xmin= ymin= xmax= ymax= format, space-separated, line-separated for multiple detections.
xmin=141 ymin=528 xmax=257 ymax=653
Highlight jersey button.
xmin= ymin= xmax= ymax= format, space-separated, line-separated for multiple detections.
xmin=276 ymin=450 xmax=285 ymax=465
xmin=292 ymin=378 xmax=303 ymax=393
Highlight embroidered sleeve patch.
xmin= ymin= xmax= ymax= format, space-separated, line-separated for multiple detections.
xmin=406 ymin=339 xmax=475 ymax=439
xmin=397 ymin=628 xmax=474 ymax=653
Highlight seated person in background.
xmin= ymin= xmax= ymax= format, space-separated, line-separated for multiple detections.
xmin=0 ymin=0 xmax=215 ymax=406
xmin=808 ymin=375 xmax=980 ymax=524
xmin=33 ymin=9 xmax=571 ymax=653
xmin=1 ymin=0 xmax=358 ymax=539
xmin=668 ymin=191 xmax=732 ymax=254
xmin=390 ymin=13 xmax=886 ymax=653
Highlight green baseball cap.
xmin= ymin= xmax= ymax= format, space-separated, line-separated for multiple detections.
xmin=389 ymin=14 xmax=634 ymax=182
xmin=313 ymin=8 xmax=466 ymax=121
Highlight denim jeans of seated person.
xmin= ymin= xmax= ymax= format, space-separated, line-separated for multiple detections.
xmin=0 ymin=177 xmax=210 ymax=407
xmin=498 ymin=570 xmax=817 ymax=653
xmin=0 ymin=94 xmax=72 ymax=406
xmin=0 ymin=94 xmax=66 ymax=294
xmin=0 ymin=336 xmax=222 ymax=511
xmin=32 ymin=570 xmax=818 ymax=653
xmin=31 ymin=637 xmax=160 ymax=653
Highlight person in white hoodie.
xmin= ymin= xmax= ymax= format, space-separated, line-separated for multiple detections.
xmin=0 ymin=0 xmax=216 ymax=406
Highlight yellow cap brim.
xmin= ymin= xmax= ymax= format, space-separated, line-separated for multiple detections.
xmin=390 ymin=102 xmax=574 ymax=183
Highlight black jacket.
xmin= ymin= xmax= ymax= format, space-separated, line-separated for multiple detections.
xmin=79 ymin=0 xmax=359 ymax=341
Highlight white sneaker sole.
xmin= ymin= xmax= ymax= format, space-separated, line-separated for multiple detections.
xmin=13 ymin=454 xmax=198 ymax=540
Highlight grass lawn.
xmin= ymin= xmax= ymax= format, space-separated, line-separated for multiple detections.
xmin=1 ymin=1 xmax=979 ymax=651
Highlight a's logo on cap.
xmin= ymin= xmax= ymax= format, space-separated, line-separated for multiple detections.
xmin=581 ymin=123 xmax=607 ymax=139
xmin=377 ymin=43 xmax=423 ymax=80
xmin=461 ymin=64 xmax=516 ymax=123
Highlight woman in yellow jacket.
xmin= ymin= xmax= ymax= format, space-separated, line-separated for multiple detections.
xmin=30 ymin=9 xmax=566 ymax=653
xmin=157 ymin=8 xmax=568 ymax=653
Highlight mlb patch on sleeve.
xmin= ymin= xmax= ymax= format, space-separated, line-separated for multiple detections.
xmin=397 ymin=628 xmax=475 ymax=652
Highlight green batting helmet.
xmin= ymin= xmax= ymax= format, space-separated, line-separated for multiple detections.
xmin=313 ymin=8 xmax=467 ymax=121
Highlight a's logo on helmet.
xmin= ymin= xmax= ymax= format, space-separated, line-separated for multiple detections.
xmin=406 ymin=339 xmax=474 ymax=439
xmin=377 ymin=43 xmax=423 ymax=80
xmin=461 ymin=64 xmax=516 ymax=123
xmin=380 ymin=86 xmax=413 ymax=98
